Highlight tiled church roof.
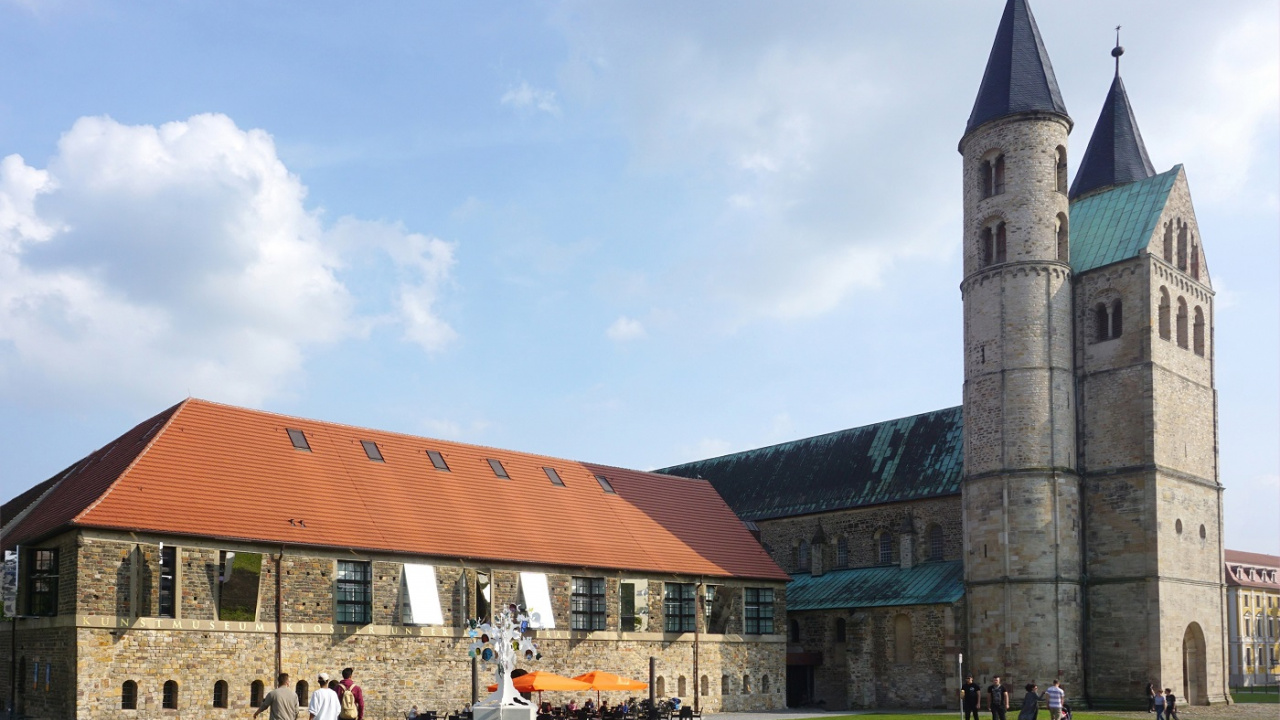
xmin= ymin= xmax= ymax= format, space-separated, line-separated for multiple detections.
xmin=965 ymin=0 xmax=1069 ymax=137
xmin=659 ymin=406 xmax=962 ymax=521
xmin=2 ymin=398 xmax=787 ymax=581
xmin=787 ymin=561 xmax=964 ymax=611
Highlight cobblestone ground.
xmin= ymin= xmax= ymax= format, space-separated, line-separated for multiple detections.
xmin=706 ymin=706 xmax=1273 ymax=720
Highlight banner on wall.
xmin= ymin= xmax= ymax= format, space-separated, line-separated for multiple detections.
xmin=2 ymin=549 xmax=18 ymax=618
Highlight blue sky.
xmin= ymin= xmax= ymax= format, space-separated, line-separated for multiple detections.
xmin=0 ymin=1 xmax=1275 ymax=553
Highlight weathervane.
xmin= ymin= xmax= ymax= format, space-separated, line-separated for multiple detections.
xmin=1112 ymin=25 xmax=1124 ymax=75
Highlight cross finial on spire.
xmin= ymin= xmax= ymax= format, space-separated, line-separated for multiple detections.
xmin=1112 ymin=26 xmax=1125 ymax=75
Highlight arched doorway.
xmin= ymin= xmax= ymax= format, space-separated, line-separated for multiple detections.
xmin=1182 ymin=623 xmax=1207 ymax=705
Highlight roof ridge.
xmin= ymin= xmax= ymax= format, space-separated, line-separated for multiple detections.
xmin=72 ymin=399 xmax=190 ymax=525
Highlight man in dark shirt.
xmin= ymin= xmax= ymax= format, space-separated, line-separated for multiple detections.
xmin=987 ymin=676 xmax=1009 ymax=720
xmin=961 ymin=674 xmax=983 ymax=720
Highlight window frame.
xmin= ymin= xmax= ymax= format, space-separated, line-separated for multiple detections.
xmin=743 ymin=587 xmax=775 ymax=635
xmin=25 ymin=548 xmax=58 ymax=617
xmin=335 ymin=560 xmax=372 ymax=625
xmin=878 ymin=532 xmax=895 ymax=566
xmin=360 ymin=440 xmax=384 ymax=462
xmin=570 ymin=576 xmax=607 ymax=631
xmin=663 ymin=582 xmax=696 ymax=633
xmin=163 ymin=680 xmax=180 ymax=710
xmin=286 ymin=428 xmax=310 ymax=451
xmin=158 ymin=545 xmax=177 ymax=618
xmin=427 ymin=450 xmax=450 ymax=471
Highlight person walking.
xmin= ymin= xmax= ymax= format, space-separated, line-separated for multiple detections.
xmin=962 ymin=674 xmax=984 ymax=720
xmin=1152 ymin=684 xmax=1166 ymax=720
xmin=1042 ymin=679 xmax=1065 ymax=720
xmin=988 ymin=676 xmax=1010 ymax=720
xmin=1017 ymin=683 xmax=1040 ymax=720
xmin=1164 ymin=689 xmax=1178 ymax=720
xmin=337 ymin=667 xmax=365 ymax=720
xmin=309 ymin=672 xmax=341 ymax=720
xmin=254 ymin=673 xmax=300 ymax=720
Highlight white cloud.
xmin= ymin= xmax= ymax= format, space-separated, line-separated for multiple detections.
xmin=606 ymin=315 xmax=646 ymax=342
xmin=0 ymin=113 xmax=455 ymax=407
xmin=501 ymin=81 xmax=562 ymax=116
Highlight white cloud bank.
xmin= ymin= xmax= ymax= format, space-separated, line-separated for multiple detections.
xmin=0 ymin=113 xmax=455 ymax=407
xmin=501 ymin=81 xmax=562 ymax=116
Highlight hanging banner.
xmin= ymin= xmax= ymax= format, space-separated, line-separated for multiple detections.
xmin=2 ymin=549 xmax=18 ymax=618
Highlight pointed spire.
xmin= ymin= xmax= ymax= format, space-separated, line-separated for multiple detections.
xmin=1068 ymin=38 xmax=1156 ymax=199
xmin=965 ymin=0 xmax=1070 ymax=137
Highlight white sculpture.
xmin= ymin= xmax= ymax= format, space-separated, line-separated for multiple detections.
xmin=469 ymin=603 xmax=541 ymax=720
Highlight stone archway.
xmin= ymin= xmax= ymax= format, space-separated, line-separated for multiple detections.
xmin=1182 ymin=622 xmax=1207 ymax=705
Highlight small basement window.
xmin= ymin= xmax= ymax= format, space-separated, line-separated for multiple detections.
xmin=543 ymin=467 xmax=565 ymax=486
xmin=286 ymin=428 xmax=311 ymax=452
xmin=487 ymin=459 xmax=509 ymax=479
xmin=360 ymin=440 xmax=384 ymax=462
xmin=595 ymin=475 xmax=616 ymax=494
xmin=427 ymin=450 xmax=450 ymax=471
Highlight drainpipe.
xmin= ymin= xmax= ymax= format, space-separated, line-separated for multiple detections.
xmin=694 ymin=580 xmax=701 ymax=713
xmin=8 ymin=616 xmax=14 ymax=720
xmin=276 ymin=546 xmax=284 ymax=677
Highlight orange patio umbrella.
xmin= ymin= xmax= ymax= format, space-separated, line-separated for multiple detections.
xmin=571 ymin=671 xmax=649 ymax=704
xmin=487 ymin=671 xmax=593 ymax=706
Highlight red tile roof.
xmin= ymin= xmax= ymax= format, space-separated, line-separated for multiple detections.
xmin=1225 ymin=549 xmax=1280 ymax=589
xmin=4 ymin=399 xmax=787 ymax=582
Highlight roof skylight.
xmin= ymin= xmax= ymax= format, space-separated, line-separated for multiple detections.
xmin=487 ymin=459 xmax=509 ymax=479
xmin=427 ymin=450 xmax=449 ymax=471
xmin=543 ymin=467 xmax=565 ymax=487
xmin=595 ymin=475 xmax=616 ymax=494
xmin=286 ymin=428 xmax=311 ymax=452
xmin=361 ymin=440 xmax=384 ymax=462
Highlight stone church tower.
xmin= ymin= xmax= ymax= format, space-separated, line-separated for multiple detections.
xmin=958 ymin=0 xmax=1083 ymax=690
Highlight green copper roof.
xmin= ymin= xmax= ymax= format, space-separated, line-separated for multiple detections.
xmin=1069 ymin=165 xmax=1179 ymax=274
xmin=787 ymin=561 xmax=965 ymax=611
xmin=658 ymin=406 xmax=962 ymax=521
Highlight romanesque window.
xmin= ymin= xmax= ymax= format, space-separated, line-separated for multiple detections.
xmin=121 ymin=680 xmax=138 ymax=710
xmin=1190 ymin=242 xmax=1200 ymax=280
xmin=336 ymin=560 xmax=372 ymax=624
xmin=25 ymin=548 xmax=58 ymax=617
xmin=742 ymin=675 xmax=752 ymax=694
xmin=571 ymin=577 xmax=606 ymax=631
xmin=1056 ymin=214 xmax=1068 ymax=262
xmin=663 ymin=583 xmax=696 ymax=633
xmin=1056 ymin=147 xmax=1068 ymax=194
xmin=158 ymin=545 xmax=177 ymax=618
xmin=893 ymin=614 xmax=912 ymax=664
xmin=700 ymin=675 xmax=708 ymax=696
xmin=213 ymin=680 xmax=229 ymax=708
xmin=761 ymin=675 xmax=771 ymax=694
xmin=656 ymin=677 xmax=665 ymax=697
xmin=836 ymin=537 xmax=849 ymax=568
xmin=251 ymin=679 xmax=265 ymax=707
xmin=1111 ymin=300 xmax=1123 ymax=337
xmin=678 ymin=676 xmax=687 ymax=698
xmin=835 ymin=617 xmax=847 ymax=643
xmin=295 ymin=680 xmax=309 ymax=705
xmin=1177 ymin=223 xmax=1188 ymax=271
xmin=789 ymin=619 xmax=801 ymax=642
xmin=798 ymin=540 xmax=811 ymax=572
xmin=163 ymin=680 xmax=179 ymax=710
xmin=995 ymin=222 xmax=1007 ymax=264
xmin=980 ymin=159 xmax=993 ymax=199
xmin=1163 ymin=223 xmax=1173 ymax=263
xmin=744 ymin=587 xmax=774 ymax=634
xmin=1158 ymin=288 xmax=1171 ymax=341
xmin=1094 ymin=303 xmax=1110 ymax=344
xmin=877 ymin=532 xmax=894 ymax=565
xmin=721 ymin=675 xmax=730 ymax=695
xmin=928 ymin=524 xmax=944 ymax=561
xmin=1176 ymin=298 xmax=1189 ymax=349
xmin=993 ymin=155 xmax=1006 ymax=195
xmin=981 ymin=227 xmax=994 ymax=267
xmin=1193 ymin=307 xmax=1205 ymax=356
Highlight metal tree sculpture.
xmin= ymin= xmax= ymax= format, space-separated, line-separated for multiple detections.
xmin=469 ymin=603 xmax=543 ymax=707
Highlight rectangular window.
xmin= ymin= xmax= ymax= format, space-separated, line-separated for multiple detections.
xmin=571 ymin=577 xmax=606 ymax=631
xmin=286 ymin=428 xmax=310 ymax=451
xmin=475 ymin=572 xmax=491 ymax=622
xmin=744 ymin=587 xmax=774 ymax=634
xmin=663 ymin=582 xmax=696 ymax=633
xmin=217 ymin=551 xmax=262 ymax=621
xmin=543 ymin=467 xmax=565 ymax=486
xmin=519 ymin=572 xmax=556 ymax=629
xmin=836 ymin=538 xmax=849 ymax=568
xmin=401 ymin=564 xmax=444 ymax=625
xmin=336 ymin=561 xmax=372 ymax=624
xmin=620 ymin=582 xmax=637 ymax=632
xmin=487 ymin=459 xmax=509 ymax=479
xmin=361 ymin=440 xmax=384 ymax=462
xmin=427 ymin=450 xmax=449 ymax=471
xmin=26 ymin=549 xmax=58 ymax=617
xmin=157 ymin=546 xmax=177 ymax=618
xmin=595 ymin=475 xmax=616 ymax=494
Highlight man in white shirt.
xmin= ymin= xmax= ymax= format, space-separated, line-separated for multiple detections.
xmin=310 ymin=672 xmax=341 ymax=720
xmin=1042 ymin=679 xmax=1065 ymax=720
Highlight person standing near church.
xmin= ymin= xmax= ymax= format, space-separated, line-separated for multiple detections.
xmin=1042 ymin=680 xmax=1064 ymax=720
xmin=988 ymin=676 xmax=1009 ymax=720
xmin=962 ymin=674 xmax=984 ymax=720
xmin=309 ymin=672 xmax=341 ymax=720
xmin=337 ymin=667 xmax=365 ymax=720
xmin=1152 ymin=685 xmax=1166 ymax=720
xmin=255 ymin=673 xmax=300 ymax=720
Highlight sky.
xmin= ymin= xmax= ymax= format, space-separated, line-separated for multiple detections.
xmin=0 ymin=1 xmax=1275 ymax=554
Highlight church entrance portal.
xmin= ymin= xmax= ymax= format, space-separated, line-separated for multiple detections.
xmin=1182 ymin=622 xmax=1207 ymax=705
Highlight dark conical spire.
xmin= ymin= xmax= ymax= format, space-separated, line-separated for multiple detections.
xmin=965 ymin=0 xmax=1070 ymax=137
xmin=1068 ymin=48 xmax=1156 ymax=199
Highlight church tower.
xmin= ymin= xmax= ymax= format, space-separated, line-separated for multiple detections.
xmin=959 ymin=0 xmax=1083 ymax=687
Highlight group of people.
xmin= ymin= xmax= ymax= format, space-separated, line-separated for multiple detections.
xmin=547 ymin=696 xmax=641 ymax=718
xmin=961 ymin=675 xmax=1070 ymax=720
xmin=1148 ymin=682 xmax=1181 ymax=720
xmin=253 ymin=667 xmax=365 ymax=720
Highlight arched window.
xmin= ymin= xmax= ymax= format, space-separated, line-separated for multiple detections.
xmin=163 ymin=680 xmax=179 ymax=710
xmin=835 ymin=617 xmax=847 ymax=643
xmin=678 ymin=676 xmax=687 ymax=698
xmin=742 ymin=675 xmax=752 ymax=694
xmin=1056 ymin=147 xmax=1068 ymax=194
xmin=1176 ymin=297 xmax=1189 ymax=348
xmin=928 ymin=524 xmax=944 ymax=561
xmin=656 ymin=676 xmax=665 ymax=697
xmin=700 ymin=675 xmax=708 ymax=697
xmin=251 ymin=679 xmax=265 ymax=707
xmin=893 ymin=614 xmax=912 ymax=664
xmin=993 ymin=155 xmax=1006 ymax=195
xmin=1111 ymin=300 xmax=1123 ymax=338
xmin=836 ymin=537 xmax=849 ymax=568
xmin=213 ymin=679 xmax=229 ymax=708
xmin=761 ymin=675 xmax=770 ymax=694
xmin=1177 ymin=223 xmax=1188 ymax=270
xmin=981 ymin=227 xmax=994 ymax=267
xmin=295 ymin=680 xmax=309 ymax=706
xmin=980 ymin=159 xmax=994 ymax=199
xmin=1094 ymin=303 xmax=1110 ymax=343
xmin=121 ymin=680 xmax=138 ymax=710
xmin=789 ymin=619 xmax=801 ymax=642
xmin=1158 ymin=288 xmax=1171 ymax=340
xmin=878 ymin=532 xmax=894 ymax=565
xmin=995 ymin=222 xmax=1007 ymax=263
xmin=1190 ymin=242 xmax=1200 ymax=280
xmin=721 ymin=675 xmax=730 ymax=695
xmin=797 ymin=540 xmax=810 ymax=571
xmin=1163 ymin=223 xmax=1173 ymax=263
xmin=1056 ymin=213 xmax=1068 ymax=262
xmin=1193 ymin=307 xmax=1205 ymax=356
